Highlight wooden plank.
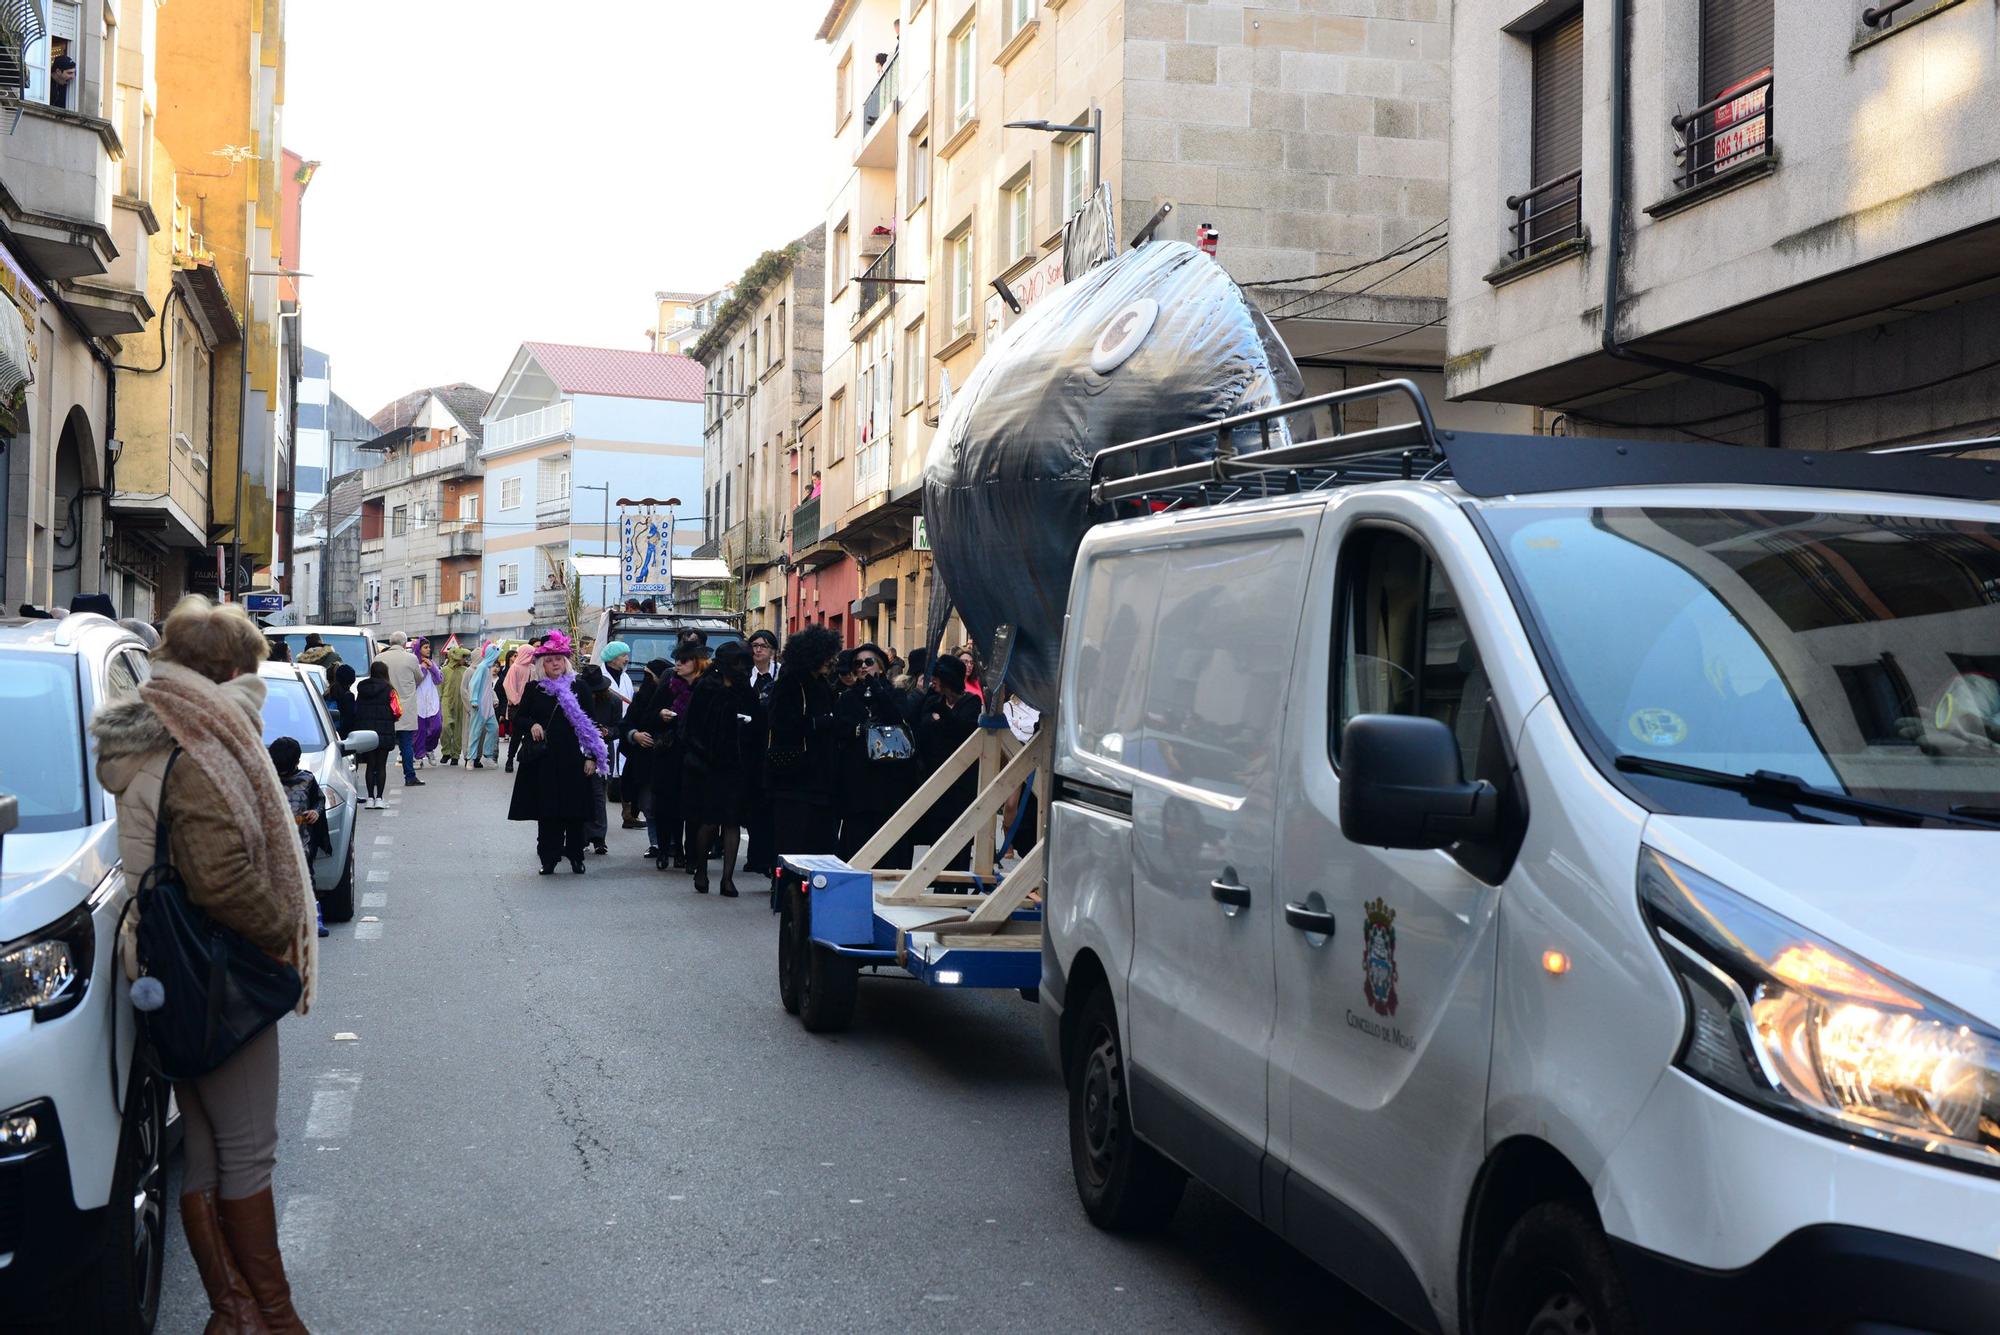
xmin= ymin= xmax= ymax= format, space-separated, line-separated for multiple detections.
xmin=966 ymin=838 xmax=1046 ymax=925
xmin=974 ymin=731 xmax=1001 ymax=872
xmin=867 ymin=869 xmax=986 ymax=884
xmin=883 ymin=736 xmax=1044 ymax=902
xmin=916 ymin=927 xmax=1042 ymax=948
xmin=850 ymin=725 xmax=985 ymax=870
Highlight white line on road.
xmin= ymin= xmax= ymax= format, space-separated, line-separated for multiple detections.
xmin=361 ymin=891 xmax=387 ymax=907
xmin=382 ymin=809 xmax=400 ymax=818
xmin=354 ymin=921 xmax=384 ymax=941
xmin=366 ymin=870 xmax=389 ymax=883
xmin=278 ymin=1194 xmax=334 ymax=1268
xmin=303 ymin=1074 xmax=360 ymax=1140
xmin=373 ymin=835 xmax=394 ymax=845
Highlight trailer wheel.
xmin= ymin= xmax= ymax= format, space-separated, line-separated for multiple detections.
xmin=799 ymin=943 xmax=860 ymax=1033
xmin=778 ymin=883 xmax=807 ymax=1016
xmin=1068 ymin=986 xmax=1185 ymax=1231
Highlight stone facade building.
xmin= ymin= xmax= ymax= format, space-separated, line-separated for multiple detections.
xmin=356 ymin=385 xmax=492 ymax=644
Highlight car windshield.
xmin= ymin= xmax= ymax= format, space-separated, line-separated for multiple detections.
xmin=275 ymin=632 xmax=371 ymax=676
xmin=619 ymin=629 xmax=743 ymax=666
xmin=262 ymin=677 xmax=330 ymax=755
xmin=0 ymin=652 xmax=88 ymax=833
xmin=1489 ymin=505 xmax=2000 ymax=826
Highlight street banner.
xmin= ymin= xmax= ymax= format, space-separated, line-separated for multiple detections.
xmin=622 ymin=511 xmax=673 ymax=596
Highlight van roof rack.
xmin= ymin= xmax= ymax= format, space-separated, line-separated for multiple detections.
xmin=1090 ymin=379 xmax=2000 ymax=507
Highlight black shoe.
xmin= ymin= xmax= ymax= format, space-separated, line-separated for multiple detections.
xmin=693 ymin=871 xmax=710 ymax=894
xmin=406 ymin=777 xmax=426 ymax=787
xmin=504 ymin=762 xmax=514 ymax=773
xmin=473 ymin=759 xmax=483 ymax=769
xmin=644 ymin=845 xmax=658 ymax=859
xmin=655 ymin=853 xmax=672 ymax=871
xmin=540 ymin=865 xmax=555 ymax=876
xmin=720 ymin=879 xmax=739 ymax=898
xmin=592 ymin=843 xmax=609 ymax=856
xmin=571 ymin=859 xmax=587 ymax=874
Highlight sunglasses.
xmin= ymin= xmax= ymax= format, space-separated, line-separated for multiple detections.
xmin=858 ymin=657 xmax=880 ymax=669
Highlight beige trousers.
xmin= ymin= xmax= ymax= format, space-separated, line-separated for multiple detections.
xmin=175 ymin=1023 xmax=281 ymax=1199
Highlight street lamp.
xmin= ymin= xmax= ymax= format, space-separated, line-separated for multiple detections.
xmin=1004 ymin=109 xmax=1102 ymax=198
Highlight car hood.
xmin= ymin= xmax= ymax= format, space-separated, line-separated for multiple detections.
xmin=0 ymin=823 xmax=120 ymax=942
xmin=1645 ymin=817 xmax=2000 ymax=1027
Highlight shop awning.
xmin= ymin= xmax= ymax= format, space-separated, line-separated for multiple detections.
xmin=0 ymin=0 xmax=44 ymax=135
xmin=0 ymin=303 xmax=31 ymax=401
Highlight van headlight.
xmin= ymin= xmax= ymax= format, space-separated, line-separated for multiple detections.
xmin=0 ymin=904 xmax=94 ymax=1021
xmin=1640 ymin=848 xmax=2000 ymax=1174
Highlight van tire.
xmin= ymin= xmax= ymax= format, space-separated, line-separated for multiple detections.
xmin=777 ymin=884 xmax=806 ymax=1015
xmin=1479 ymin=1201 xmax=1638 ymax=1335
xmin=799 ymin=944 xmax=859 ymax=1033
xmin=85 ymin=1065 xmax=167 ymax=1333
xmin=1067 ymin=987 xmax=1185 ymax=1231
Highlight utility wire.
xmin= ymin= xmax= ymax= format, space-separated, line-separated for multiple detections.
xmin=1296 ymin=314 xmax=1446 ymax=360
xmin=1573 ymin=348 xmax=2000 ymax=433
xmin=1272 ymin=238 xmax=1450 ymax=323
xmin=1243 ymin=218 xmax=1449 ymax=290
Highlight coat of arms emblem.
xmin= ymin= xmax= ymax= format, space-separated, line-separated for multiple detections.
xmin=1362 ymin=897 xmax=1399 ymax=1017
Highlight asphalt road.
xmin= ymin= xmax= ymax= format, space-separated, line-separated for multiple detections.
xmin=158 ymin=762 xmax=1395 ymax=1333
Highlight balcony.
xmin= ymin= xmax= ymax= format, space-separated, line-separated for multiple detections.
xmin=536 ymin=492 xmax=571 ymax=529
xmin=852 ymin=244 xmax=896 ymax=327
xmin=0 ymin=102 xmax=119 ymax=279
xmin=857 ymin=51 xmax=900 ymax=168
xmin=361 ymin=441 xmax=475 ymax=493
xmin=437 ymin=519 xmax=483 ymax=557
xmin=436 ymin=599 xmax=483 ymax=635
xmin=791 ymin=493 xmax=822 ymax=551
xmin=1669 ymin=73 xmax=1774 ymax=196
xmin=483 ymin=400 xmax=573 ymax=456
xmin=109 ymin=433 xmax=207 ymax=546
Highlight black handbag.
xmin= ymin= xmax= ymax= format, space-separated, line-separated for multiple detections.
xmin=135 ymin=752 xmax=303 ymax=1081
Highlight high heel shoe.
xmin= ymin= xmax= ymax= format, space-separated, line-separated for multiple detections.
xmin=719 ymin=877 xmax=739 ymax=898
xmin=570 ymin=858 xmax=587 ymax=874
xmin=692 ymin=870 xmax=710 ymax=894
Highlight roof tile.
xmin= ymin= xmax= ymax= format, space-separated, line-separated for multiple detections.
xmin=521 ymin=342 xmax=705 ymax=403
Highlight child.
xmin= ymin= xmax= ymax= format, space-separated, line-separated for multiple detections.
xmin=270 ymin=737 xmax=332 ymax=938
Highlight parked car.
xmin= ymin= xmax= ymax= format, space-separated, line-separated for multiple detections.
xmin=0 ymin=612 xmax=169 ymax=1330
xmin=257 ymin=661 xmax=374 ymax=923
xmin=267 ymin=624 xmax=376 ymax=678
xmin=1042 ymin=399 xmax=2000 ymax=1334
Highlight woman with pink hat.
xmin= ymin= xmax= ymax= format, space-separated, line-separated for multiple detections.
xmin=505 ymin=631 xmax=607 ymax=874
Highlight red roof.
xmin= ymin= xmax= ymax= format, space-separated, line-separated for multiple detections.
xmin=520 ymin=342 xmax=705 ymax=403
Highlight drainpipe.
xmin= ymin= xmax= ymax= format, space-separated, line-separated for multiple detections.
xmin=230 ymin=345 xmax=248 ymax=599
xmin=1600 ymin=0 xmax=1781 ymax=449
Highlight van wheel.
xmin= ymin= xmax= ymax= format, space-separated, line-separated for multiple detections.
xmin=799 ymin=943 xmax=859 ymax=1033
xmin=323 ymin=851 xmax=356 ymax=924
xmin=86 ymin=1066 xmax=167 ymax=1332
xmin=1480 ymin=1201 xmax=1638 ymax=1335
xmin=777 ymin=883 xmax=806 ymax=1015
xmin=1067 ymin=987 xmax=1185 ymax=1231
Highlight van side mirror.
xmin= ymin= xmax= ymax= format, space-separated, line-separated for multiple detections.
xmin=0 ymin=793 xmax=16 ymax=871
xmin=1339 ymin=715 xmax=1499 ymax=850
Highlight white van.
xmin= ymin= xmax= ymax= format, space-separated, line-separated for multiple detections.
xmin=1041 ymin=384 xmax=2000 ymax=1334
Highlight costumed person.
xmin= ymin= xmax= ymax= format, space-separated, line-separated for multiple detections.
xmin=767 ymin=626 xmax=844 ymax=875
xmin=599 ymin=640 xmax=644 ymax=828
xmin=914 ymin=655 xmax=982 ymax=869
xmin=743 ymin=629 xmax=782 ymax=876
xmin=649 ymin=643 xmax=705 ymax=870
xmin=680 ymin=640 xmax=760 ymax=896
xmin=439 ymin=644 xmax=473 ymax=765
xmin=91 ymin=595 xmax=317 ymax=1334
xmin=507 ymin=632 xmax=607 ymax=874
xmin=412 ymin=637 xmax=444 ymax=765
xmin=575 ymin=656 xmax=622 ymax=855
xmin=835 ymin=643 xmax=916 ymax=863
xmin=619 ymin=658 xmax=675 ymax=860
xmin=502 ymin=637 xmax=540 ymax=772
xmin=465 ymin=641 xmax=504 ymax=767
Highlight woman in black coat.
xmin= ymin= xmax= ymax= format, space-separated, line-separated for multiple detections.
xmin=349 ymin=661 xmax=399 ymax=807
xmin=619 ymin=658 xmax=675 ymax=860
xmin=913 ymin=654 xmax=982 ymax=870
xmin=766 ymin=626 xmax=844 ymax=875
xmin=835 ymin=643 xmax=917 ymax=863
xmin=506 ymin=634 xmax=606 ymax=875
xmin=679 ymin=641 xmax=760 ymax=896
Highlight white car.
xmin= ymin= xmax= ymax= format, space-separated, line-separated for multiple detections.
xmin=257 ymin=662 xmax=375 ymax=923
xmin=1041 ymin=388 xmax=2000 ymax=1333
xmin=0 ymin=612 xmax=168 ymax=1330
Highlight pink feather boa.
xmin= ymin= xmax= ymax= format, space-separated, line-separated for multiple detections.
xmin=537 ymin=672 xmax=608 ymax=769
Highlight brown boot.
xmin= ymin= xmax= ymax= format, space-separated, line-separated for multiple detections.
xmin=216 ymin=1189 xmax=308 ymax=1334
xmin=181 ymin=1190 xmax=268 ymax=1335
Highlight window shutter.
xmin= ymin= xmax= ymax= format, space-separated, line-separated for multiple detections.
xmin=1700 ymin=0 xmax=1774 ymax=100
xmin=1530 ymin=10 xmax=1584 ymax=188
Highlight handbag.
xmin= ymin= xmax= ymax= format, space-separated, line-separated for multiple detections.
xmin=134 ymin=752 xmax=303 ymax=1081
xmin=865 ymin=722 xmax=914 ymax=763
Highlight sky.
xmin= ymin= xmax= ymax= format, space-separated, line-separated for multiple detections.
xmin=282 ymin=0 xmax=833 ymax=421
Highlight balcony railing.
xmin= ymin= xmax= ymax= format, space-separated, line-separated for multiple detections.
xmin=854 ymin=243 xmax=896 ymax=326
xmin=792 ymin=494 xmax=822 ymax=550
xmin=484 ymin=400 xmax=573 ymax=455
xmin=1504 ymin=169 xmax=1582 ymax=263
xmin=862 ymin=50 xmax=899 ymax=133
xmin=437 ymin=519 xmax=484 ymax=556
xmin=1672 ymin=72 xmax=1773 ymax=193
xmin=362 ymin=441 xmax=474 ymax=491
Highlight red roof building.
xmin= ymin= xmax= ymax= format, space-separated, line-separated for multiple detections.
xmin=517 ymin=342 xmax=704 ymax=403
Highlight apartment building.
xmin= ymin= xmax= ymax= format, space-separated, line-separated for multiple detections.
xmin=479 ymin=342 xmax=705 ymax=634
xmin=694 ymin=227 xmax=825 ymax=639
xmin=356 ymin=384 xmax=492 ymax=643
xmin=1449 ymin=1 xmax=2000 ymax=450
xmin=647 ymin=288 xmax=729 ymax=355
xmin=806 ymin=0 xmax=1499 ymax=652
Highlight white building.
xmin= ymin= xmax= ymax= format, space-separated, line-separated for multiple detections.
xmin=356 ymin=385 xmax=492 ymax=643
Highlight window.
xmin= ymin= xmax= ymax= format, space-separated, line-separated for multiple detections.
xmin=951 ymin=23 xmax=976 ymax=127
xmin=498 ymin=563 xmax=520 ymax=597
xmin=460 ymin=492 xmax=479 ymax=521
xmin=724 ymin=473 xmax=733 ymax=530
xmin=412 ymin=574 xmax=426 ymax=608
xmin=1056 ymin=134 xmax=1093 ymax=228
xmin=1004 ymin=0 xmax=1035 ymax=40
xmin=558 ymin=468 xmax=570 ymax=498
xmin=948 ymin=226 xmax=975 ymax=335
xmin=1684 ymin=0 xmax=1774 ymax=184
xmin=390 ymin=505 xmax=407 ymax=537
xmin=390 ymin=579 xmax=405 ymax=610
xmin=457 ymin=571 xmax=476 ymax=603
xmin=1334 ymin=529 xmax=1494 ymax=783
xmin=501 ymin=477 xmax=523 ymax=510
xmin=910 ymin=133 xmax=930 ymax=208
xmin=833 ymin=219 xmax=851 ymax=294
xmin=1517 ymin=9 xmax=1584 ymax=260
xmin=903 ymin=320 xmax=926 ymax=411
xmin=762 ymin=316 xmax=773 ymax=368
xmin=1002 ymin=171 xmax=1034 ymax=264
xmin=776 ymin=301 xmax=787 ymax=357
xmin=364 ymin=578 xmax=381 ymax=623
xmin=836 ymin=50 xmax=853 ymax=126
xmin=829 ymin=390 xmax=848 ymax=462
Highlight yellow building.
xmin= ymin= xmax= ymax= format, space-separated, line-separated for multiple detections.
xmin=648 ymin=289 xmax=726 ymax=356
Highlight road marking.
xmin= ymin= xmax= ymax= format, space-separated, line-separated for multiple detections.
xmin=361 ymin=891 xmax=387 ymax=907
xmin=382 ymin=809 xmax=399 ymax=818
xmin=278 ymin=1194 xmax=334 ymax=1266
xmin=373 ymin=835 xmax=394 ymax=845
xmin=365 ymin=869 xmax=390 ymax=883
xmin=303 ymin=1073 xmax=360 ymax=1139
xmin=354 ymin=921 xmax=384 ymax=941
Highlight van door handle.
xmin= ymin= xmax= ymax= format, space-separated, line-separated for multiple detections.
xmin=1209 ymin=879 xmax=1252 ymax=908
xmin=1284 ymin=902 xmax=1337 ymax=936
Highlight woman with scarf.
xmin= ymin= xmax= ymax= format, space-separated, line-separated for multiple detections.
xmin=439 ymin=644 xmax=473 ymax=765
xmin=507 ymin=632 xmax=607 ymax=874
xmin=502 ymin=637 xmax=541 ymax=772
xmin=465 ymin=641 xmax=504 ymax=768
xmin=92 ymin=596 xmax=317 ymax=1333
xmin=680 ymin=640 xmax=761 ymax=896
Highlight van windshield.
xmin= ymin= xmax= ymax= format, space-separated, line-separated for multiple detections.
xmin=1488 ymin=506 xmax=2000 ymax=826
